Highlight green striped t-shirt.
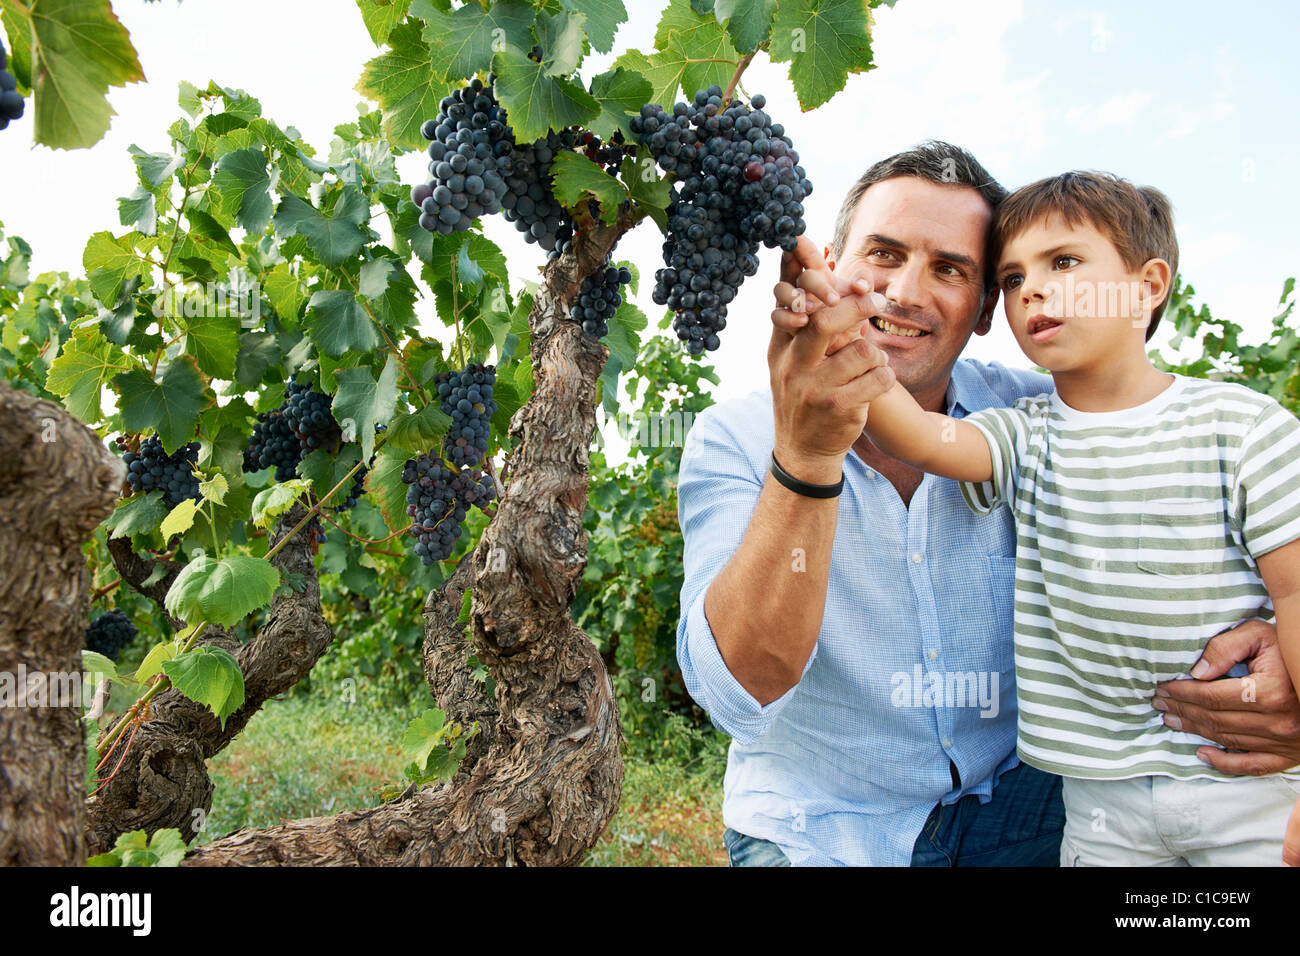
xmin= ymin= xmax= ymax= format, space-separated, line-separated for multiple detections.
xmin=959 ymin=372 xmax=1300 ymax=780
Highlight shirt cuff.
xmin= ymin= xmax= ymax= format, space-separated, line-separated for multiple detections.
xmin=683 ymin=589 xmax=815 ymax=743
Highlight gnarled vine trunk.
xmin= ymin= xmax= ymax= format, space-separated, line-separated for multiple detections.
xmin=0 ymin=383 xmax=123 ymax=866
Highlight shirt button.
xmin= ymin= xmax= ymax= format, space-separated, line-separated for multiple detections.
xmin=929 ymin=649 xmax=939 ymax=661
xmin=943 ymin=738 xmax=953 ymax=749
xmin=911 ymin=552 xmax=923 ymax=564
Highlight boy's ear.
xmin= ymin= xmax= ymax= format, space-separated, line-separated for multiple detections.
xmin=974 ymin=287 xmax=999 ymax=336
xmin=1138 ymin=258 xmax=1172 ymax=324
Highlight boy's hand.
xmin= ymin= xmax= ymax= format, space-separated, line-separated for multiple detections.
xmin=1152 ymin=618 xmax=1300 ymax=773
xmin=1287 ymin=797 xmax=1300 ymax=866
xmin=772 ymin=234 xmax=889 ymax=354
xmin=768 ymin=284 xmax=896 ymax=484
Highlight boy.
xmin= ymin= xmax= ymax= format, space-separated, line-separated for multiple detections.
xmin=859 ymin=170 xmax=1300 ymax=865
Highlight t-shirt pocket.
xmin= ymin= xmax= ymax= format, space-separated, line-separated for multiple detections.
xmin=1136 ymin=497 xmax=1220 ymax=576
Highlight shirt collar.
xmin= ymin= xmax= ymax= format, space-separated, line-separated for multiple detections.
xmin=944 ymin=359 xmax=1004 ymax=419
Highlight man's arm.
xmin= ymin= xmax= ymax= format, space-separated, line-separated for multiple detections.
xmin=863 ymin=381 xmax=993 ymax=484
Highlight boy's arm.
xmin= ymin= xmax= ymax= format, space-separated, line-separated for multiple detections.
xmin=1255 ymin=537 xmax=1300 ymax=865
xmin=865 ymin=380 xmax=993 ymax=483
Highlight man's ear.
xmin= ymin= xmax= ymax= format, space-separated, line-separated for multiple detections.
xmin=974 ymin=287 xmax=999 ymax=336
xmin=823 ymin=243 xmax=836 ymax=271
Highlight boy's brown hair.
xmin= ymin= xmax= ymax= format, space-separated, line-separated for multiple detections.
xmin=991 ymin=171 xmax=1178 ymax=342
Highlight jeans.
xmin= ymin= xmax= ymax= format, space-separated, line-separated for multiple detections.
xmin=724 ymin=761 xmax=1065 ymax=866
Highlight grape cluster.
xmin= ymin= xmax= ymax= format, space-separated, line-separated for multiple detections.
xmin=401 ymin=454 xmax=496 ymax=565
xmin=578 ymin=129 xmax=637 ymax=175
xmin=85 ymin=609 xmax=137 ymax=663
xmin=433 ymin=364 xmax=497 ymax=468
xmin=631 ymin=86 xmax=812 ymax=354
xmin=0 ymin=41 xmax=24 ymax=130
xmin=243 ymin=382 xmax=341 ymax=481
xmin=120 ymin=436 xmax=201 ymax=508
xmin=500 ymin=127 xmax=580 ymax=254
xmin=413 ymin=77 xmax=514 ymax=236
xmin=574 ymin=257 xmax=632 ymax=339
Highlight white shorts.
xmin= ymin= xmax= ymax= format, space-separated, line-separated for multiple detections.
xmin=1060 ymin=773 xmax=1300 ymax=866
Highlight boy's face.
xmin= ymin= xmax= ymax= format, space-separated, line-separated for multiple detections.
xmin=996 ymin=214 xmax=1157 ymax=372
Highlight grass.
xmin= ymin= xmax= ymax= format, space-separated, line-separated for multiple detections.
xmin=199 ymin=690 xmax=728 ymax=865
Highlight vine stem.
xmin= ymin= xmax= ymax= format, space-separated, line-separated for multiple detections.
xmin=723 ymin=49 xmax=759 ymax=105
xmin=94 ymin=458 xmax=368 ymax=755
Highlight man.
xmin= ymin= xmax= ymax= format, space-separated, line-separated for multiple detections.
xmin=675 ymin=141 xmax=1300 ymax=866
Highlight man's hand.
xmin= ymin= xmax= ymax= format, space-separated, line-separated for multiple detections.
xmin=1153 ymin=618 xmax=1300 ymax=774
xmin=771 ymin=236 xmax=879 ymax=348
xmin=768 ymin=266 xmax=896 ymax=484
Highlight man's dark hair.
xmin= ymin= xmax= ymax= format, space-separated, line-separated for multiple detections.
xmin=991 ymin=170 xmax=1178 ymax=342
xmin=831 ymin=141 xmax=1008 ymax=290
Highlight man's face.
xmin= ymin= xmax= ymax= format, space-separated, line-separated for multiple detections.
xmin=824 ymin=177 xmax=998 ymax=397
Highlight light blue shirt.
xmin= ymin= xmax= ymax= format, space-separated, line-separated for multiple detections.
xmin=676 ymin=358 xmax=1055 ymax=866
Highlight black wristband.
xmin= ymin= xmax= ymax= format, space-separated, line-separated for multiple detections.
xmin=769 ymin=452 xmax=844 ymax=499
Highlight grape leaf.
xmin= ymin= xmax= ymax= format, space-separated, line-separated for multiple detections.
xmin=106 ymin=494 xmax=167 ymax=540
xmin=299 ymin=447 xmax=363 ymax=509
xmin=164 ymin=554 xmax=280 ymax=628
xmin=305 ymin=290 xmax=380 ymax=358
xmin=419 ymin=0 xmax=536 ymax=81
xmin=133 ymin=640 xmax=179 ymax=684
xmin=162 ymin=646 xmax=245 ymax=729
xmin=384 ymin=403 xmax=452 ymax=456
xmin=355 ymin=0 xmax=412 ymax=44
xmin=713 ymin=0 xmax=777 ymax=53
xmin=198 ymin=472 xmax=228 ymax=506
xmin=182 ymin=311 xmax=240 ymax=380
xmin=550 ymin=151 xmax=627 ymax=224
xmin=356 ymin=18 xmax=454 ymax=150
xmin=333 ymin=358 xmax=399 ymax=463
xmin=118 ymin=187 xmax=157 ymax=236
xmin=390 ymin=199 xmax=434 ymax=266
xmin=160 ymin=498 xmax=199 ymax=539
xmin=588 ymin=68 xmax=652 ymax=141
xmin=127 ymin=144 xmax=184 ymax=188
xmin=533 ymin=9 xmax=587 ymax=77
xmin=234 ymin=331 xmax=281 ymax=388
xmin=654 ymin=0 xmax=718 ymax=48
xmin=458 ymin=234 xmax=508 ymax=288
xmin=769 ymin=0 xmax=876 ymax=110
xmin=26 ymin=0 xmax=145 ymax=150
xmin=45 ymin=329 xmax=129 ymax=423
xmin=1 ymin=0 xmax=33 ymax=89
xmin=250 ymin=479 xmax=312 ymax=529
xmin=367 ymin=450 xmax=412 ymax=534
xmin=613 ymin=48 xmax=688 ymax=111
xmin=114 ymin=357 xmax=206 ymax=455
xmin=401 ymin=707 xmax=448 ymax=768
xmin=273 ymin=188 xmax=371 ymax=267
xmin=82 ymin=231 xmax=151 ymax=307
xmin=212 ymin=148 xmax=273 ymax=235
xmin=261 ymin=262 xmax=306 ymax=322
xmin=491 ymin=45 xmax=600 ymax=144
xmin=184 ymin=209 xmax=240 ymax=260
xmin=559 ymin=0 xmax=627 ymax=54
xmin=621 ymin=147 xmax=671 ymax=230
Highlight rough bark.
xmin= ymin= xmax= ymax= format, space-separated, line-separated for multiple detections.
xmin=85 ymin=503 xmax=336 ymax=854
xmin=106 ymin=535 xmax=184 ymax=629
xmin=183 ymin=212 xmax=631 ymax=866
xmin=0 ymin=383 xmax=123 ymax=866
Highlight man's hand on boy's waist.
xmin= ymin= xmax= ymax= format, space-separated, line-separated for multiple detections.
xmin=1153 ymin=618 xmax=1300 ymax=774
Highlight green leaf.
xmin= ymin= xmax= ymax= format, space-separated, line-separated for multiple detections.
xmin=622 ymin=147 xmax=671 ymax=231
xmin=550 ymin=151 xmax=627 ymax=223
xmin=183 ymin=312 xmax=241 ymax=379
xmin=384 ymin=403 xmax=452 ymax=456
xmin=143 ymin=828 xmax=188 ymax=867
xmin=106 ymin=493 xmax=168 ymax=540
xmin=250 ymin=479 xmax=312 ymax=529
xmin=605 ymin=299 xmax=647 ymax=372
xmin=654 ymin=0 xmax=717 ymax=48
xmin=82 ymin=231 xmax=150 ymax=306
xmin=714 ymin=0 xmax=778 ymax=52
xmin=133 ymin=640 xmax=180 ymax=684
xmin=184 ymin=209 xmax=239 ymax=260
xmin=305 ymin=289 xmax=380 ymax=358
xmin=212 ymin=148 xmax=273 ymax=235
xmin=458 ymin=234 xmax=509 ymax=287
xmin=401 ymin=707 xmax=448 ymax=769
xmin=261 ymin=262 xmax=306 ymax=322
xmin=368 ymin=450 xmax=411 ymax=533
xmin=45 ymin=329 xmax=129 ymax=423
xmin=114 ymin=357 xmax=206 ymax=455
xmin=533 ymin=9 xmax=587 ymax=77
xmin=273 ymin=188 xmax=371 ymax=267
xmin=198 ymin=472 xmax=229 ymax=506
xmin=560 ymin=0 xmax=627 ymax=54
xmin=356 ymin=19 xmax=454 ymax=150
xmin=769 ymin=0 xmax=876 ymax=110
xmin=163 ymin=646 xmax=246 ymax=729
xmin=491 ymin=45 xmax=600 ymax=144
xmin=589 ymin=68 xmax=652 ymax=141
xmin=164 ymin=554 xmax=280 ymax=628
xmin=28 ymin=0 xmax=145 ymax=150
xmin=1 ymin=1 xmax=33 ymax=90
xmin=420 ymin=0 xmax=536 ymax=81
xmin=160 ymin=498 xmax=200 ymax=539
xmin=127 ymin=144 xmax=184 ymax=188
xmin=355 ymin=0 xmax=412 ymax=44
xmin=234 ymin=331 xmax=281 ymax=388
xmin=118 ymin=186 xmax=157 ymax=236
xmin=81 ymin=650 xmax=117 ymax=683
xmin=333 ymin=358 xmax=399 ymax=463
xmin=299 ymin=447 xmax=363 ymax=508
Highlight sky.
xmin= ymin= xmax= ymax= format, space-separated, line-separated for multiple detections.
xmin=2 ymin=0 xmax=1297 ymax=458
